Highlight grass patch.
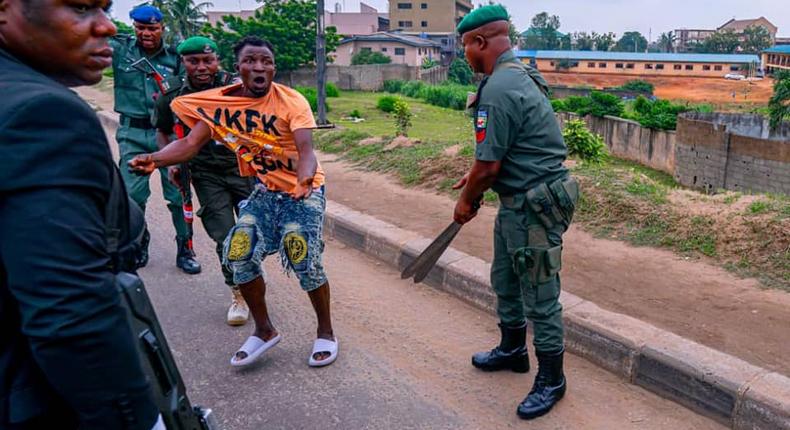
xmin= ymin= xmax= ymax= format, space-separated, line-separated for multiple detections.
xmin=748 ymin=200 xmax=771 ymax=215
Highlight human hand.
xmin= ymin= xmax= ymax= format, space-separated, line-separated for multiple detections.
xmin=167 ymin=166 xmax=182 ymax=188
xmin=452 ymin=172 xmax=470 ymax=190
xmin=128 ymin=154 xmax=157 ymax=176
xmin=453 ymin=198 xmax=479 ymax=225
xmin=291 ymin=178 xmax=314 ymax=200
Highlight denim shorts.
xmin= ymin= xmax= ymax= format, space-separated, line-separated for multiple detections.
xmin=222 ymin=184 xmax=327 ymax=291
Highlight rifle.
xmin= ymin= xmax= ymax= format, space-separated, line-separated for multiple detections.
xmin=130 ymin=57 xmax=195 ymax=256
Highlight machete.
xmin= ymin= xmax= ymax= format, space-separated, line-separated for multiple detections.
xmin=401 ymin=198 xmax=481 ymax=283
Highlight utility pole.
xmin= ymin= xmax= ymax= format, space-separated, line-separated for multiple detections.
xmin=316 ymin=0 xmax=328 ymax=125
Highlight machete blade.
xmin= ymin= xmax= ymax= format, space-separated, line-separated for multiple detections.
xmin=401 ymin=221 xmax=462 ymax=282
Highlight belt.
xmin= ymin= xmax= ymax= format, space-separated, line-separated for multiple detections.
xmin=121 ymin=115 xmax=154 ymax=130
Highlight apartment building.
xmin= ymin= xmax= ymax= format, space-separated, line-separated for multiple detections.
xmin=762 ymin=45 xmax=790 ymax=74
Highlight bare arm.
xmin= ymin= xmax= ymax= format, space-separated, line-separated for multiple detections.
xmin=290 ymin=128 xmax=318 ymax=199
xmin=452 ymin=159 xmax=502 ymax=224
xmin=129 ymin=121 xmax=212 ymax=174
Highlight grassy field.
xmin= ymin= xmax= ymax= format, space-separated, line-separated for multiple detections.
xmin=318 ymin=91 xmax=789 ymax=290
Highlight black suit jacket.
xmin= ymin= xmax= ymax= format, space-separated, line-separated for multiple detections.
xmin=0 ymin=47 xmax=157 ymax=429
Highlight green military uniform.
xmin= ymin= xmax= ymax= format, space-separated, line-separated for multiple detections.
xmin=474 ymin=49 xmax=574 ymax=353
xmin=110 ymin=34 xmax=188 ymax=238
xmin=153 ymin=71 xmax=255 ymax=288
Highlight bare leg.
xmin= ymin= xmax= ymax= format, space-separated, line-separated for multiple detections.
xmin=307 ymin=281 xmax=334 ymax=361
xmin=235 ymin=276 xmax=278 ymax=361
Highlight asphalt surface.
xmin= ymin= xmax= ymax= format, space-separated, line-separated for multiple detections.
xmin=131 ymin=163 xmax=722 ymax=430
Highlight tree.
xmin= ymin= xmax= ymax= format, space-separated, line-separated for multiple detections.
xmin=658 ymin=31 xmax=676 ymax=53
xmin=448 ymin=57 xmax=473 ymax=85
xmin=702 ymin=30 xmax=740 ymax=54
xmin=573 ymin=32 xmax=595 ymax=51
xmin=594 ymin=32 xmax=616 ymax=51
xmin=521 ymin=12 xmax=562 ymax=50
xmin=768 ymin=70 xmax=790 ymax=132
xmin=351 ymin=50 xmax=391 ymax=65
xmin=112 ymin=19 xmax=134 ymax=35
xmin=509 ymin=22 xmax=521 ymax=47
xmin=742 ymin=25 xmax=772 ymax=54
xmin=202 ymin=0 xmax=341 ymax=71
xmin=615 ymin=31 xmax=648 ymax=52
xmin=163 ymin=0 xmax=213 ymax=42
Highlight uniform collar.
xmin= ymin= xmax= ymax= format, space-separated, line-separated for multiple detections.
xmin=494 ymin=49 xmax=518 ymax=68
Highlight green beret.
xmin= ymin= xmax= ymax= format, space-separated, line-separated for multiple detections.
xmin=177 ymin=36 xmax=218 ymax=56
xmin=456 ymin=4 xmax=510 ymax=35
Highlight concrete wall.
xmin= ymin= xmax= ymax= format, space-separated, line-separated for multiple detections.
xmin=276 ymin=64 xmax=447 ymax=91
xmin=556 ymin=112 xmax=677 ymax=175
xmin=529 ymin=58 xmax=746 ymax=78
xmin=674 ymin=113 xmax=790 ymax=194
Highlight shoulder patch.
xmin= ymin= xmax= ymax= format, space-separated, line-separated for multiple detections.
xmin=475 ymin=108 xmax=488 ymax=144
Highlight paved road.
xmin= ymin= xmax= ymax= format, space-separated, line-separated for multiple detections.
xmin=130 ymin=158 xmax=722 ymax=430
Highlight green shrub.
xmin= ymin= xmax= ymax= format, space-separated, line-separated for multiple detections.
xmin=421 ymin=84 xmax=470 ymax=110
xmin=551 ymin=99 xmax=566 ymax=112
xmin=351 ymin=50 xmax=392 ymax=65
xmin=383 ymin=80 xmax=405 ymax=93
xmin=401 ymin=80 xmax=426 ymax=98
xmin=563 ymin=119 xmax=608 ymax=163
xmin=448 ymin=57 xmax=473 ymax=85
xmin=393 ymin=99 xmax=412 ymax=136
xmin=588 ymin=91 xmax=625 ymax=118
xmin=349 ymin=109 xmax=363 ymax=119
xmin=326 ymin=83 xmax=340 ymax=97
xmin=617 ymin=80 xmax=655 ymax=94
xmin=628 ymin=96 xmax=690 ymax=130
xmin=562 ymin=96 xmax=593 ymax=114
xmin=422 ymin=58 xmax=439 ymax=69
xmin=377 ymin=95 xmax=398 ymax=113
xmin=102 ymin=68 xmax=114 ymax=78
xmin=295 ymin=86 xmax=329 ymax=113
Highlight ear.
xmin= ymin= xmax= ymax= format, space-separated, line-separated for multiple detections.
xmin=475 ymin=34 xmax=487 ymax=50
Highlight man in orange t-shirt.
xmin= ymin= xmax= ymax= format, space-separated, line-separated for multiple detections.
xmin=129 ymin=36 xmax=338 ymax=368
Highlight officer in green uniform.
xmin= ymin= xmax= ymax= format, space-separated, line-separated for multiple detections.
xmin=452 ymin=5 xmax=579 ymax=420
xmin=110 ymin=5 xmax=200 ymax=274
xmin=153 ymin=36 xmax=254 ymax=326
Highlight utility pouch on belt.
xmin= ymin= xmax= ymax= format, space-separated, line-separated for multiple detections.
xmin=526 ymin=177 xmax=580 ymax=229
xmin=513 ymin=244 xmax=563 ymax=286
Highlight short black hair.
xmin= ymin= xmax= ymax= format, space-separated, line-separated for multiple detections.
xmin=233 ymin=36 xmax=275 ymax=60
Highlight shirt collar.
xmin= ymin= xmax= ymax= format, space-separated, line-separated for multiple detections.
xmin=494 ymin=49 xmax=517 ymax=67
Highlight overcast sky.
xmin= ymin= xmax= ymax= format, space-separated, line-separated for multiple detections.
xmin=111 ymin=0 xmax=790 ymax=41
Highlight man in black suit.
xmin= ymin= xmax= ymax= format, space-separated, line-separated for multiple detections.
xmin=0 ymin=0 xmax=161 ymax=428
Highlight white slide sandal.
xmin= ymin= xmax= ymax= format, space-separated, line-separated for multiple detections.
xmin=230 ymin=334 xmax=282 ymax=367
xmin=308 ymin=338 xmax=339 ymax=367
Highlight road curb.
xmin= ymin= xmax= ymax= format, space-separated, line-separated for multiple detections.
xmin=324 ymin=200 xmax=790 ymax=429
xmin=97 ymin=110 xmax=790 ymax=429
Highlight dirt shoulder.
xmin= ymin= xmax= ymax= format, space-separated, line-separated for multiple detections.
xmin=319 ymin=153 xmax=790 ymax=377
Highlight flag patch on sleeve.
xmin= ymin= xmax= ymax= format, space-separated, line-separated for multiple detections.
xmin=475 ymin=109 xmax=488 ymax=143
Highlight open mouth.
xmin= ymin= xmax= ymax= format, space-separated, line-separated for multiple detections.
xmin=253 ymin=76 xmax=267 ymax=85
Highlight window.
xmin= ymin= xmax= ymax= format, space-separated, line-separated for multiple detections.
xmin=645 ymin=64 xmax=654 ymax=70
xmin=397 ymin=2 xmax=412 ymax=9
xmin=730 ymin=65 xmax=740 ymax=71
xmin=615 ymin=63 xmax=624 ymax=69
xmin=421 ymin=2 xmax=427 ymax=8
xmin=421 ymin=20 xmax=428 ymax=27
xmin=714 ymin=65 xmax=723 ymax=71
xmin=674 ymin=64 xmax=682 ymax=70
xmin=599 ymin=62 xmax=607 ymax=68
xmin=685 ymin=64 xmax=693 ymax=70
xmin=381 ymin=47 xmax=388 ymax=52
xmin=398 ymin=20 xmax=413 ymax=28
xmin=626 ymin=63 xmax=635 ymax=69
xmin=441 ymin=38 xmax=448 ymax=45
xmin=588 ymin=62 xmax=596 ymax=68
xmin=702 ymin=65 xmax=711 ymax=71
xmin=395 ymin=47 xmax=406 ymax=55
xmin=656 ymin=64 xmax=665 ymax=70
xmin=571 ymin=61 xmax=579 ymax=68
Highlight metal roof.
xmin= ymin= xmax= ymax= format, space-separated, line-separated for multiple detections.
xmin=514 ymin=50 xmax=761 ymax=64
xmin=764 ymin=45 xmax=790 ymax=54
xmin=340 ymin=32 xmax=441 ymax=48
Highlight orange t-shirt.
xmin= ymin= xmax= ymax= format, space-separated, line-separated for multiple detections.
xmin=171 ymin=82 xmax=325 ymax=192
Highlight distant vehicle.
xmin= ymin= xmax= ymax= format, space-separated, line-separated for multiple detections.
xmin=724 ymin=73 xmax=746 ymax=80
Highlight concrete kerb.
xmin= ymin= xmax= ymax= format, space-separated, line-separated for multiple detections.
xmin=323 ymin=200 xmax=790 ymax=429
xmin=96 ymin=113 xmax=789 ymax=429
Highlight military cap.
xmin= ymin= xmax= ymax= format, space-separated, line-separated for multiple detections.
xmin=456 ymin=4 xmax=509 ymax=35
xmin=129 ymin=5 xmax=163 ymax=24
xmin=177 ymin=36 xmax=218 ymax=55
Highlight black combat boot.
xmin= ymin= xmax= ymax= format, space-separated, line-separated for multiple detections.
xmin=517 ymin=348 xmax=566 ymax=420
xmin=471 ymin=322 xmax=530 ymax=373
xmin=135 ymin=228 xmax=151 ymax=269
xmin=176 ymin=236 xmax=201 ymax=274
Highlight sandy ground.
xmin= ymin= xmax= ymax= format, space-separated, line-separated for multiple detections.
xmin=542 ymin=72 xmax=773 ymax=105
xmin=318 ymin=154 xmax=790 ymax=377
xmin=80 ymin=86 xmax=724 ymax=429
